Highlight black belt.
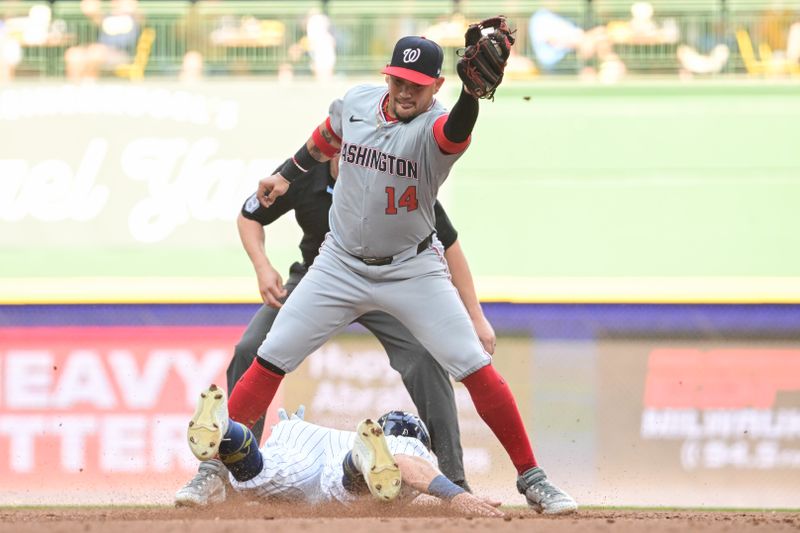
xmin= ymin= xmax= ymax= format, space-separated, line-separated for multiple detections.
xmin=354 ymin=233 xmax=433 ymax=266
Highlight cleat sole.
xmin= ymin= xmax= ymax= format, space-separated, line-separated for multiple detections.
xmin=187 ymin=385 xmax=226 ymax=460
xmin=355 ymin=419 xmax=401 ymax=502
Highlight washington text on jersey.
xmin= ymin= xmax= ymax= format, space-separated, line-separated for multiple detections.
xmin=340 ymin=142 xmax=419 ymax=180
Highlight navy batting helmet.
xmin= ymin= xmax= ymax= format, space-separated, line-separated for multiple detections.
xmin=377 ymin=410 xmax=432 ymax=451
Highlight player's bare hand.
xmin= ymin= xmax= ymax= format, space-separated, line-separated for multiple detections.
xmin=256 ymin=264 xmax=287 ymax=308
xmin=478 ymin=495 xmax=502 ymax=508
xmin=450 ymin=492 xmax=505 ymax=517
xmin=258 ymin=173 xmax=291 ymax=208
xmin=472 ymin=314 xmax=496 ymax=355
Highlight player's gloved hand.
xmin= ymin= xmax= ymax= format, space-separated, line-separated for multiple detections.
xmin=450 ymin=492 xmax=505 ymax=517
xmin=456 ymin=16 xmax=515 ymax=100
xmin=257 ymin=173 xmax=291 ymax=209
xmin=472 ymin=314 xmax=497 ymax=355
xmin=256 ymin=264 xmax=287 ymax=309
xmin=277 ymin=405 xmax=306 ymax=421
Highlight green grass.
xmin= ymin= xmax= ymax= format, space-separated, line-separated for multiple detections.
xmin=2 ymin=80 xmax=799 ymax=302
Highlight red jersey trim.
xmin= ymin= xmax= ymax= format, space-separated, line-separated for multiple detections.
xmin=312 ymin=122 xmax=339 ymax=159
xmin=380 ymin=93 xmax=398 ymax=123
xmin=325 ymin=116 xmax=342 ymax=143
xmin=433 ymin=114 xmax=470 ymax=154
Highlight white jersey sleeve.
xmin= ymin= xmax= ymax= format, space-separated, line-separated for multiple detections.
xmin=328 ymin=97 xmax=344 ymax=139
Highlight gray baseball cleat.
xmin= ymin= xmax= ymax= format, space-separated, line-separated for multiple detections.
xmin=175 ymin=459 xmax=227 ymax=507
xmin=517 ymin=466 xmax=578 ymax=515
xmin=351 ymin=419 xmax=402 ymax=502
xmin=187 ymin=384 xmax=229 ymax=460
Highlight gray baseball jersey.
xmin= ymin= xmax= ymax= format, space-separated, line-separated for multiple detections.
xmin=257 ymin=82 xmax=490 ymax=382
xmin=329 ymin=84 xmax=466 ymax=258
xmin=230 ymin=419 xmax=434 ymax=504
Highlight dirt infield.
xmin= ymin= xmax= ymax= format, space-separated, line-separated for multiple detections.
xmin=1 ymin=504 xmax=798 ymax=533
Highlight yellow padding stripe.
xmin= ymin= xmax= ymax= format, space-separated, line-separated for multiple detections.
xmin=1 ymin=277 xmax=800 ymax=305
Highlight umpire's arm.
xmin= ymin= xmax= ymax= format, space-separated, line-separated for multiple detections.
xmin=444 ymin=241 xmax=496 ymax=354
xmin=435 ymin=200 xmax=496 ymax=354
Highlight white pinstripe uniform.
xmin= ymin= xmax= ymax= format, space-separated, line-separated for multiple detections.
xmin=230 ymin=419 xmax=435 ymax=504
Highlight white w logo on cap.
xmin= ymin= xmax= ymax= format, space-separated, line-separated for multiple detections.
xmin=402 ymin=48 xmax=421 ymax=63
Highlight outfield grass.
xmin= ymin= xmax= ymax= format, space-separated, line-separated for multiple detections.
xmin=2 ymin=80 xmax=798 ymax=303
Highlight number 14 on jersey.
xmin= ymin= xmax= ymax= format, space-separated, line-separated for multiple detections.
xmin=385 ymin=186 xmax=418 ymax=214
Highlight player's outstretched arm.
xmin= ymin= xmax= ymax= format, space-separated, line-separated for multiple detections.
xmin=444 ymin=239 xmax=496 ymax=354
xmin=433 ymin=89 xmax=478 ymax=155
xmin=258 ymin=119 xmax=342 ymax=208
xmin=394 ymin=455 xmax=503 ymax=517
xmin=434 ymin=16 xmax=516 ymax=154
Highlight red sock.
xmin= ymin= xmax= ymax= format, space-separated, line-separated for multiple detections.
xmin=461 ymin=364 xmax=537 ymax=475
xmin=228 ymin=359 xmax=284 ymax=429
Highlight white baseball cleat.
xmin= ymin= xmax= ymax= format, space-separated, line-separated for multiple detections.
xmin=187 ymin=384 xmax=229 ymax=461
xmin=352 ymin=418 xmax=402 ymax=502
xmin=175 ymin=459 xmax=227 ymax=507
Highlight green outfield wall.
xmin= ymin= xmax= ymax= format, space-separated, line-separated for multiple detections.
xmin=1 ymin=80 xmax=798 ymax=303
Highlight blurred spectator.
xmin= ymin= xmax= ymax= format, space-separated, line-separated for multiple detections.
xmin=1 ymin=4 xmax=57 ymax=81
xmin=0 ymin=18 xmax=22 ymax=82
xmin=180 ymin=50 xmax=204 ymax=83
xmin=423 ymin=12 xmax=468 ymax=48
xmin=677 ymin=43 xmax=729 ymax=76
xmin=789 ymin=22 xmax=800 ymax=65
xmin=529 ymin=8 xmax=596 ymax=69
xmin=676 ymin=16 xmax=733 ymax=78
xmin=605 ymin=2 xmax=679 ymax=46
xmin=505 ymin=46 xmax=538 ymax=79
xmin=528 ymin=8 xmax=625 ymax=82
xmin=65 ymin=0 xmax=141 ymax=82
xmin=305 ymin=8 xmax=336 ymax=82
xmin=287 ymin=8 xmax=336 ymax=81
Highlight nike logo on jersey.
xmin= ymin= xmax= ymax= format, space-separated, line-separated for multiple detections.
xmin=349 ymin=115 xmax=365 ymax=123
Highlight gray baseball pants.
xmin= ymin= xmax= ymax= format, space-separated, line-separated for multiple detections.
xmin=227 ymin=261 xmax=469 ymax=486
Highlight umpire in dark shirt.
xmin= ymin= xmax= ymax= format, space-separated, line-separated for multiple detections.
xmin=176 ymin=158 xmax=496 ymax=506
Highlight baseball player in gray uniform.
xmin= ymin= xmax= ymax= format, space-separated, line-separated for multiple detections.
xmin=175 ymin=158 xmax=491 ymax=506
xmin=192 ymin=34 xmax=577 ymax=514
xmin=185 ymin=385 xmax=503 ymax=516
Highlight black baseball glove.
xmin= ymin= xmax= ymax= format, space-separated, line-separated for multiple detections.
xmin=456 ymin=16 xmax=516 ymax=100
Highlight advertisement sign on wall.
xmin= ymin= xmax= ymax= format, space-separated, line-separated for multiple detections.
xmin=0 ymin=325 xmax=531 ymax=504
xmin=597 ymin=340 xmax=800 ymax=507
xmin=0 ymin=326 xmax=262 ymax=502
xmin=2 ymin=311 xmax=799 ymax=507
